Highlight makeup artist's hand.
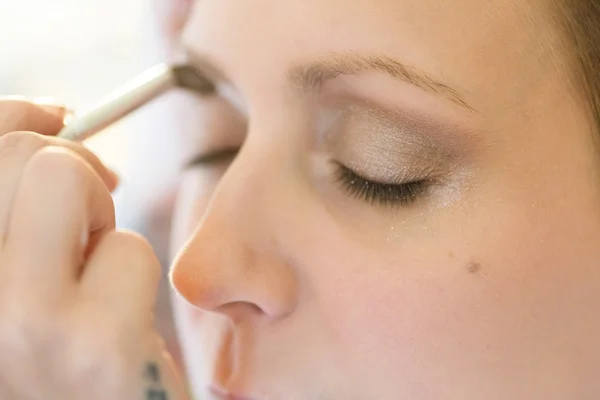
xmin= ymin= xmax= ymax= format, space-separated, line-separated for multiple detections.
xmin=0 ymin=98 xmax=190 ymax=399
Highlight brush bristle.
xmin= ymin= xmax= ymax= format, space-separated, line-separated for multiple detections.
xmin=172 ymin=64 xmax=216 ymax=94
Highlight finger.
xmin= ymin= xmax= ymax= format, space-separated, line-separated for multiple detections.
xmin=79 ymin=230 xmax=161 ymax=330
xmin=0 ymin=132 xmax=118 ymax=241
xmin=0 ymin=98 xmax=67 ymax=136
xmin=47 ymin=135 xmax=119 ymax=191
xmin=0 ymin=132 xmax=117 ymax=190
xmin=3 ymin=146 xmax=115 ymax=297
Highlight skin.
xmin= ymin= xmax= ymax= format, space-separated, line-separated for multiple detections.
xmin=1 ymin=0 xmax=600 ymax=400
xmin=168 ymin=0 xmax=600 ymax=399
xmin=0 ymin=100 xmax=189 ymax=399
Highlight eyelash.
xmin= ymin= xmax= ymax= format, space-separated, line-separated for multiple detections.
xmin=335 ymin=163 xmax=428 ymax=206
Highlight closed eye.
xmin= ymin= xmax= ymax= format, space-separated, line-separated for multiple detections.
xmin=334 ymin=162 xmax=429 ymax=207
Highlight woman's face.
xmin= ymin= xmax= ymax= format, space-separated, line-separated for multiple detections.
xmin=166 ymin=0 xmax=600 ymax=398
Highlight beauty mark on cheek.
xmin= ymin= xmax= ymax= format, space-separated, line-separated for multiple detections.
xmin=467 ymin=261 xmax=483 ymax=275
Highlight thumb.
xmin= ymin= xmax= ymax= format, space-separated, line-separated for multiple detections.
xmin=106 ymin=167 xmax=120 ymax=192
xmin=0 ymin=97 xmax=69 ymax=136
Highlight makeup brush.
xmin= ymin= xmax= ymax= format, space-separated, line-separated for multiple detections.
xmin=58 ymin=63 xmax=215 ymax=142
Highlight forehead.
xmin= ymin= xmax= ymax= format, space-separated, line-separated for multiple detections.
xmin=183 ymin=0 xmax=558 ymax=116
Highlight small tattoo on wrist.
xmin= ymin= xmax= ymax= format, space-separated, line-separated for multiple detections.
xmin=145 ymin=362 xmax=161 ymax=383
xmin=144 ymin=362 xmax=169 ymax=400
xmin=146 ymin=388 xmax=168 ymax=400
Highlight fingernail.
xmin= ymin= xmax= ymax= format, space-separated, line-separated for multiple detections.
xmin=0 ymin=95 xmax=71 ymax=119
xmin=33 ymin=97 xmax=69 ymax=118
xmin=106 ymin=168 xmax=120 ymax=190
xmin=61 ymin=109 xmax=75 ymax=126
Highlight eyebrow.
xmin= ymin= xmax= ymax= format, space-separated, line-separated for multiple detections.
xmin=185 ymin=147 xmax=239 ymax=167
xmin=185 ymin=47 xmax=474 ymax=112
xmin=290 ymin=53 xmax=474 ymax=111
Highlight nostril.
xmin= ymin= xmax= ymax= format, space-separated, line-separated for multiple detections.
xmin=169 ymin=212 xmax=299 ymax=320
xmin=218 ymin=301 xmax=265 ymax=322
xmin=170 ymin=262 xmax=261 ymax=316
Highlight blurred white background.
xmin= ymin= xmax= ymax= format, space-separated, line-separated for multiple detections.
xmin=0 ymin=0 xmax=150 ymax=172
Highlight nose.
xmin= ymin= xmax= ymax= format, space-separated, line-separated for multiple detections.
xmin=169 ymin=145 xmax=299 ymax=321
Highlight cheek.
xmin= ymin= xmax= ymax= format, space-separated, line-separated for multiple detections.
xmin=310 ymin=240 xmax=477 ymax=370
xmin=305 ymin=204 xmax=596 ymax=382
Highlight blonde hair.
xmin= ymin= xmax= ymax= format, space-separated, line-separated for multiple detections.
xmin=555 ymin=1 xmax=600 ymax=134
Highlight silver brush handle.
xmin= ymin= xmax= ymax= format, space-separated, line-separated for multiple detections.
xmin=58 ymin=64 xmax=176 ymax=142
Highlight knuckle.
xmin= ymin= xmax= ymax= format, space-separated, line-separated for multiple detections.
xmin=27 ymin=146 xmax=88 ymax=184
xmin=107 ymin=230 xmax=161 ymax=277
xmin=30 ymin=145 xmax=82 ymax=169
xmin=0 ymin=131 xmax=45 ymax=158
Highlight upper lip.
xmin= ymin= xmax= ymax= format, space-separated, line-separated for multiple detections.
xmin=209 ymin=385 xmax=260 ymax=400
